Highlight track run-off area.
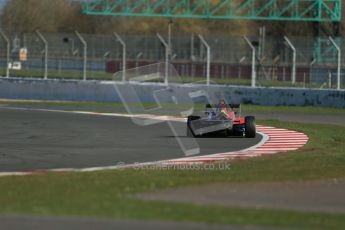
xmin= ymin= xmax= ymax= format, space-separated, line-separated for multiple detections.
xmin=0 ymin=107 xmax=309 ymax=176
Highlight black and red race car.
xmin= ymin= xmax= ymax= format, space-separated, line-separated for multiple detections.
xmin=187 ymin=101 xmax=256 ymax=138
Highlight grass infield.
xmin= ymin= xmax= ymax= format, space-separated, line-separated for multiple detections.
xmin=2 ymin=68 xmax=344 ymax=89
xmin=0 ymin=99 xmax=344 ymax=115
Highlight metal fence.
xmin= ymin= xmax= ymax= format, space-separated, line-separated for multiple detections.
xmin=0 ymin=32 xmax=344 ymax=89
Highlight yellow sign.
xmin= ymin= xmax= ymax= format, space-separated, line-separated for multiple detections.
xmin=19 ymin=48 xmax=28 ymax=61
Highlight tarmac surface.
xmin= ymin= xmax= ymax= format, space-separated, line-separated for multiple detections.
xmin=0 ymin=107 xmax=262 ymax=172
xmin=136 ymin=179 xmax=345 ymax=214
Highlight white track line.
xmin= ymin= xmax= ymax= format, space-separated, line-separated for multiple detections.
xmin=0 ymin=107 xmax=309 ymax=176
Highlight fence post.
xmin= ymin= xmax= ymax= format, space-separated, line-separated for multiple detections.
xmin=157 ymin=33 xmax=169 ymax=85
xmin=329 ymin=37 xmax=341 ymax=90
xmin=198 ymin=35 xmax=210 ymax=86
xmin=238 ymin=57 xmax=246 ymax=79
xmin=114 ymin=32 xmax=126 ymax=82
xmin=309 ymin=58 xmax=316 ymax=85
xmin=284 ymin=36 xmax=296 ymax=85
xmin=75 ymin=31 xmax=87 ymax=81
xmin=243 ymin=36 xmax=256 ymax=87
xmin=36 ymin=31 xmax=48 ymax=80
xmin=168 ymin=19 xmax=173 ymax=60
xmin=0 ymin=31 xmax=10 ymax=78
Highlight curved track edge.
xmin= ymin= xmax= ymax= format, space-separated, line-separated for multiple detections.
xmin=0 ymin=109 xmax=309 ymax=177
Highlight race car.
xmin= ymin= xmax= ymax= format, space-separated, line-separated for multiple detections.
xmin=187 ymin=100 xmax=256 ymax=138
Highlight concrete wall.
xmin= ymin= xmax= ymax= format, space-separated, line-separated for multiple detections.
xmin=0 ymin=77 xmax=344 ymax=108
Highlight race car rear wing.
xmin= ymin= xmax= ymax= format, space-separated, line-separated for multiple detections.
xmin=205 ymin=103 xmax=241 ymax=118
xmin=206 ymin=104 xmax=241 ymax=109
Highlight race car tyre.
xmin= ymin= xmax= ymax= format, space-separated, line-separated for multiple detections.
xmin=187 ymin=116 xmax=201 ymax=137
xmin=245 ymin=116 xmax=256 ymax=138
xmin=187 ymin=125 xmax=194 ymax=137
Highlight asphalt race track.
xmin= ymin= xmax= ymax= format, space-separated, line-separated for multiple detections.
xmin=0 ymin=108 xmax=262 ymax=172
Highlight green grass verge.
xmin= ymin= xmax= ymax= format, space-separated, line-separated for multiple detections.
xmin=0 ymin=68 xmax=114 ymax=80
xmin=1 ymin=99 xmax=344 ymax=115
xmin=242 ymin=104 xmax=345 ymax=115
xmin=0 ymin=120 xmax=345 ymax=229
xmin=2 ymin=68 xmax=343 ymax=89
